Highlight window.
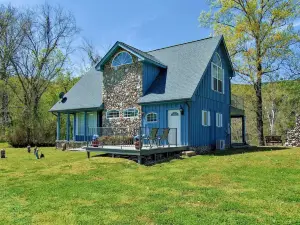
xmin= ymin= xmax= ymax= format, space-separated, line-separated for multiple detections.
xmin=146 ymin=113 xmax=157 ymax=123
xmin=106 ymin=110 xmax=120 ymax=119
xmin=211 ymin=53 xmax=224 ymax=93
xmin=123 ymin=108 xmax=138 ymax=118
xmin=202 ymin=110 xmax=211 ymax=126
xmin=111 ymin=51 xmax=133 ymax=67
xmin=216 ymin=113 xmax=223 ymax=128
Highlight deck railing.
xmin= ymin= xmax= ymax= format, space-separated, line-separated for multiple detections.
xmin=231 ymin=94 xmax=244 ymax=110
xmin=87 ymin=127 xmax=177 ymax=150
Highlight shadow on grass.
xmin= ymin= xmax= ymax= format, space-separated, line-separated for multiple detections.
xmin=91 ymin=152 xmax=184 ymax=166
xmin=214 ymin=146 xmax=290 ymax=156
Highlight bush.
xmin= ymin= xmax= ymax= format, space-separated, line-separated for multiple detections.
xmin=99 ymin=136 xmax=134 ymax=145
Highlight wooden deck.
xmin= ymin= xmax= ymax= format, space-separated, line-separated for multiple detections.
xmin=86 ymin=145 xmax=188 ymax=164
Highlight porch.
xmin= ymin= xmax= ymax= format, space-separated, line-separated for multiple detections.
xmin=85 ymin=127 xmax=188 ymax=164
xmin=231 ymin=94 xmax=247 ymax=145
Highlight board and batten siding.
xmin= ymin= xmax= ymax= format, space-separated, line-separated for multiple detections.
xmin=142 ymin=62 xmax=160 ymax=95
xmin=189 ymin=44 xmax=232 ymax=147
xmin=142 ymin=102 xmax=189 ymax=146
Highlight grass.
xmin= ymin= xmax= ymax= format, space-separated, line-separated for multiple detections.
xmin=0 ymin=143 xmax=300 ymax=225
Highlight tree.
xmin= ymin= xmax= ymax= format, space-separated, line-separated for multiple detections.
xmin=0 ymin=4 xmax=25 ymax=138
xmin=199 ymin=0 xmax=300 ymax=145
xmin=80 ymin=38 xmax=102 ymax=66
xmin=9 ymin=3 xmax=79 ymax=143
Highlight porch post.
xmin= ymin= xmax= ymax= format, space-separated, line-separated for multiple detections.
xmin=242 ymin=116 xmax=246 ymax=144
xmin=56 ymin=112 xmax=61 ymax=140
xmin=84 ymin=112 xmax=87 ymax=141
xmin=73 ymin=113 xmax=76 ymax=141
xmin=66 ymin=113 xmax=70 ymax=141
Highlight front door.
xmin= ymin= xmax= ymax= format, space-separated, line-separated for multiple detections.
xmin=168 ymin=110 xmax=181 ymax=145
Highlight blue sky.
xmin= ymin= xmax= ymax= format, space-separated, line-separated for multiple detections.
xmin=0 ymin=0 xmax=211 ymax=55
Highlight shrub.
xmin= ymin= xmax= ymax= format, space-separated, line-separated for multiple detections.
xmin=99 ymin=136 xmax=134 ymax=145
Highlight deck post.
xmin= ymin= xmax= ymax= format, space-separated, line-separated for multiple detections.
xmin=175 ymin=128 xmax=178 ymax=147
xmin=56 ymin=112 xmax=61 ymax=140
xmin=87 ymin=151 xmax=90 ymax=159
xmin=84 ymin=112 xmax=87 ymax=142
xmin=137 ymin=156 xmax=142 ymax=164
xmin=242 ymin=116 xmax=246 ymax=144
xmin=73 ymin=113 xmax=76 ymax=141
xmin=66 ymin=113 xmax=70 ymax=141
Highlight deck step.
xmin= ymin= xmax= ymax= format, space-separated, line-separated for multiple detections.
xmin=182 ymin=151 xmax=197 ymax=157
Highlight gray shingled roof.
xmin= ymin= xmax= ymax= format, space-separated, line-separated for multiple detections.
xmin=139 ymin=36 xmax=223 ymax=103
xmin=118 ymin=42 xmax=167 ymax=68
xmin=49 ymin=67 xmax=103 ymax=112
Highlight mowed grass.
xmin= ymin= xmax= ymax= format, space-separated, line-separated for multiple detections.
xmin=0 ymin=143 xmax=300 ymax=225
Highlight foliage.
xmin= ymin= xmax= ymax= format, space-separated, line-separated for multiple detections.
xmin=199 ymin=0 xmax=300 ymax=145
xmin=232 ymin=80 xmax=300 ymax=145
xmin=0 ymin=145 xmax=300 ymax=224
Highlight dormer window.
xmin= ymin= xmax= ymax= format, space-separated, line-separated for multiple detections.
xmin=211 ymin=52 xmax=224 ymax=93
xmin=111 ymin=51 xmax=133 ymax=68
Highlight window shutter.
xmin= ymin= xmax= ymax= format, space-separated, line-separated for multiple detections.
xmin=208 ymin=111 xmax=211 ymax=126
xmin=216 ymin=113 xmax=218 ymax=127
xmin=222 ymin=68 xmax=225 ymax=94
xmin=202 ymin=110 xmax=204 ymax=126
xmin=211 ymin=63 xmax=214 ymax=91
xmin=220 ymin=114 xmax=223 ymax=127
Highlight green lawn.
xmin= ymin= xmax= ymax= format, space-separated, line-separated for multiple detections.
xmin=0 ymin=143 xmax=300 ymax=225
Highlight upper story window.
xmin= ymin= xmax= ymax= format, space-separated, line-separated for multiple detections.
xmin=123 ymin=108 xmax=139 ymax=118
xmin=211 ymin=52 xmax=224 ymax=93
xmin=146 ymin=113 xmax=157 ymax=123
xmin=106 ymin=110 xmax=120 ymax=119
xmin=111 ymin=51 xmax=133 ymax=68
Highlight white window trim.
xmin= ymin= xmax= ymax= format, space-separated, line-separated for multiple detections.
xmin=106 ymin=110 xmax=120 ymax=120
xmin=211 ymin=61 xmax=224 ymax=94
xmin=216 ymin=113 xmax=223 ymax=128
xmin=202 ymin=110 xmax=211 ymax=127
xmin=146 ymin=112 xmax=158 ymax=123
xmin=123 ymin=108 xmax=139 ymax=118
xmin=111 ymin=51 xmax=133 ymax=68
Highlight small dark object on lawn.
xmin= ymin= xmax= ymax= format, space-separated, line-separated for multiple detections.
xmin=34 ymin=148 xmax=39 ymax=159
xmin=27 ymin=145 xmax=31 ymax=153
xmin=1 ymin=149 xmax=6 ymax=158
xmin=40 ymin=152 xmax=45 ymax=159
xmin=34 ymin=146 xmax=37 ymax=155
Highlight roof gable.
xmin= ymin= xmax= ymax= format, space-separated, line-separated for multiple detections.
xmin=139 ymin=35 xmax=229 ymax=104
xmin=49 ymin=67 xmax=103 ymax=112
xmin=95 ymin=42 xmax=167 ymax=71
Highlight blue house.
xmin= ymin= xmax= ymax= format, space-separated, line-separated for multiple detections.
xmin=50 ymin=35 xmax=245 ymax=153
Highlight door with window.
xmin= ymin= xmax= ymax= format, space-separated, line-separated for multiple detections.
xmin=168 ymin=110 xmax=181 ymax=145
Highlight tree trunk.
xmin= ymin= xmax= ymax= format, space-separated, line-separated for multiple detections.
xmin=255 ymin=77 xmax=265 ymax=146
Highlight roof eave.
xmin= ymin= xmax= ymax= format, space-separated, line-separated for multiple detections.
xmin=49 ymin=105 xmax=104 ymax=113
xmin=138 ymin=98 xmax=191 ymax=105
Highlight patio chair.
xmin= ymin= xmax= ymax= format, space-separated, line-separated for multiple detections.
xmin=145 ymin=128 xmax=159 ymax=148
xmin=158 ymin=128 xmax=170 ymax=147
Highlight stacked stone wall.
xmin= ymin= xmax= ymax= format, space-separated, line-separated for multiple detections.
xmin=102 ymin=49 xmax=143 ymax=135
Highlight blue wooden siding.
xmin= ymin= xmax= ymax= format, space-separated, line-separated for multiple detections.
xmin=190 ymin=43 xmax=232 ymax=147
xmin=142 ymin=62 xmax=160 ymax=95
xmin=142 ymin=102 xmax=189 ymax=146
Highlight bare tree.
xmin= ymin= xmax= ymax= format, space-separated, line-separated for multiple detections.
xmin=80 ymin=37 xmax=102 ymax=66
xmin=9 ymin=3 xmax=79 ymax=143
xmin=0 ymin=4 xmax=25 ymax=137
